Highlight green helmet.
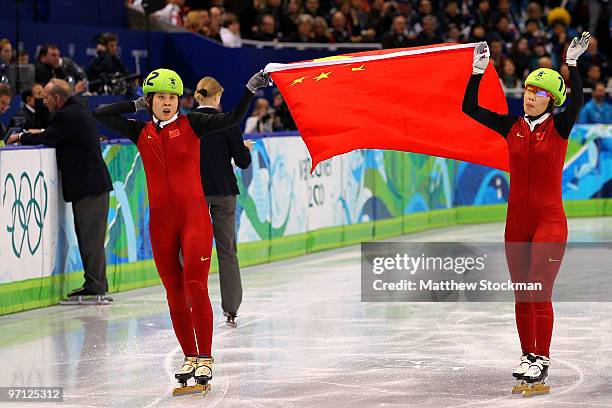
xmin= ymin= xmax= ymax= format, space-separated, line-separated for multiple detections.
xmin=525 ymin=68 xmax=566 ymax=106
xmin=142 ymin=68 xmax=184 ymax=96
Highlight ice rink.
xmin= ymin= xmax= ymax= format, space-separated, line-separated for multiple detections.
xmin=1 ymin=218 xmax=611 ymax=408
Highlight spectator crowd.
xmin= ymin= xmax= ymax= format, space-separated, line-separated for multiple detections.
xmin=0 ymin=32 xmax=132 ymax=98
xmin=1 ymin=0 xmax=610 ymax=141
xmin=128 ymin=0 xmax=610 ymax=93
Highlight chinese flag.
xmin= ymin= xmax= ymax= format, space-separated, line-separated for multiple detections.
xmin=265 ymin=43 xmax=509 ymax=172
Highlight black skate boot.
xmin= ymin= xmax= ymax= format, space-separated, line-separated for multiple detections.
xmin=224 ymin=312 xmax=237 ymax=328
xmin=172 ymin=356 xmax=198 ymax=396
xmin=194 ymin=355 xmax=214 ymax=394
xmin=511 ymin=353 xmax=536 ymax=394
xmin=522 ymin=355 xmax=550 ymax=397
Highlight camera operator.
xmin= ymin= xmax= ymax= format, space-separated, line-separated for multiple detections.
xmin=87 ymin=33 xmax=129 ymax=94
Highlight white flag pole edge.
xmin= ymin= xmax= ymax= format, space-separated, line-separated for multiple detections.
xmin=263 ymin=43 xmax=476 ymax=74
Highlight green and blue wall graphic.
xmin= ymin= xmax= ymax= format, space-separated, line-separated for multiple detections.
xmin=0 ymin=124 xmax=610 ymax=314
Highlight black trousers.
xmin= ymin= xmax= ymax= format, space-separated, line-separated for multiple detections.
xmin=72 ymin=192 xmax=110 ymax=294
xmin=207 ymin=194 xmax=243 ymax=316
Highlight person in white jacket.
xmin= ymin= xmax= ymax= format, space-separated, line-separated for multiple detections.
xmin=220 ymin=13 xmax=242 ymax=48
xmin=151 ymin=0 xmax=184 ymax=26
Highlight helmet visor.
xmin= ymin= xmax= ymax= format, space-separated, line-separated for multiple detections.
xmin=524 ymin=85 xmax=551 ymax=98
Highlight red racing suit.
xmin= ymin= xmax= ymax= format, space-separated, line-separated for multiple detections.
xmin=462 ymin=66 xmax=583 ymax=357
xmin=95 ymin=90 xmax=253 ymax=357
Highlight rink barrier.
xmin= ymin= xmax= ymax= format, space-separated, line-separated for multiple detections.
xmin=1 ymin=201 xmax=611 ymax=315
xmin=1 ymin=125 xmax=611 ymax=315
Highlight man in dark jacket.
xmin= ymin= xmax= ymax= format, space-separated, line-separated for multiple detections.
xmin=194 ymin=81 xmax=252 ymax=327
xmin=382 ymin=15 xmax=417 ymax=49
xmin=7 ymin=79 xmax=113 ymax=298
xmin=8 ymin=84 xmax=49 ymax=130
xmin=35 ymin=44 xmax=64 ymax=85
xmin=35 ymin=44 xmax=87 ymax=94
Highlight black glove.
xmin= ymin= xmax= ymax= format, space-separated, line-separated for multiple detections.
xmin=246 ymin=70 xmax=273 ymax=93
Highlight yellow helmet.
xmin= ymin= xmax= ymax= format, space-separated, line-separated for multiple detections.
xmin=525 ymin=68 xmax=566 ymax=106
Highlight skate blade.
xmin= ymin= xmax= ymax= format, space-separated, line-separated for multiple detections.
xmin=172 ymin=383 xmax=211 ymax=397
xmin=60 ymin=295 xmax=113 ymax=306
xmin=512 ymin=383 xmax=529 ymax=394
xmin=60 ymin=300 xmax=112 ymax=306
xmin=60 ymin=296 xmax=112 ymax=306
xmin=522 ymin=384 xmax=550 ymax=397
xmin=226 ymin=321 xmax=237 ymax=328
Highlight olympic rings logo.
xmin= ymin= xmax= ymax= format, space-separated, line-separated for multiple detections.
xmin=2 ymin=172 xmax=48 ymax=258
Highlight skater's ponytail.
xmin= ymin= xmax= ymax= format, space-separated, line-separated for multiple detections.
xmin=195 ymin=77 xmax=224 ymax=106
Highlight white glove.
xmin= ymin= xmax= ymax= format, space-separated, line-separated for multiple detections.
xmin=472 ymin=42 xmax=490 ymax=75
xmin=246 ymin=70 xmax=274 ymax=93
xmin=134 ymin=96 xmax=148 ymax=111
xmin=566 ymin=32 xmax=590 ymax=67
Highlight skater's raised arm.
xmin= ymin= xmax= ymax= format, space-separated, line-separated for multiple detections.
xmin=187 ymin=90 xmax=253 ymax=137
xmin=187 ymin=71 xmax=273 ymax=138
xmin=553 ymin=33 xmax=589 ymax=139
xmin=462 ymin=42 xmax=518 ymax=138
xmin=94 ymin=98 xmax=147 ymax=144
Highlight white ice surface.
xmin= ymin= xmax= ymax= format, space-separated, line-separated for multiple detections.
xmin=1 ymin=218 xmax=611 ymax=407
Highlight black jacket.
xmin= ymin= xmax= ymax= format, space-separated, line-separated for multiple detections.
xmin=8 ymin=99 xmax=50 ymax=130
xmin=34 ymin=62 xmax=66 ymax=85
xmin=382 ymin=32 xmax=417 ymax=49
xmin=20 ymin=97 xmax=113 ymax=202
xmin=34 ymin=59 xmax=87 ymax=85
xmin=196 ymin=106 xmax=252 ymax=196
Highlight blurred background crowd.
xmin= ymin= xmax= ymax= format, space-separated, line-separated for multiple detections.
xmin=126 ymin=0 xmax=610 ymax=92
xmin=1 ymin=0 xmax=610 ymax=139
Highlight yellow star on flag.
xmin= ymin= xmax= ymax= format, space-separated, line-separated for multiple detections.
xmin=292 ymin=76 xmax=308 ymax=85
xmin=314 ymin=72 xmax=332 ymax=81
xmin=313 ymin=56 xmax=352 ymax=62
xmin=351 ymin=65 xmax=365 ymax=71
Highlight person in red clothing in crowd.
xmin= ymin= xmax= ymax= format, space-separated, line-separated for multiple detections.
xmin=94 ymin=68 xmax=272 ymax=393
xmin=462 ymin=32 xmax=590 ymax=396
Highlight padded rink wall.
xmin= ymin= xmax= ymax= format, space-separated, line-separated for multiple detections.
xmin=0 ymin=124 xmax=611 ymax=315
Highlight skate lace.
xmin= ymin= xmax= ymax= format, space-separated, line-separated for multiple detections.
xmin=515 ymin=360 xmax=530 ymax=373
xmin=196 ymin=365 xmax=212 ymax=376
xmin=180 ymin=357 xmax=197 ymax=374
xmin=196 ymin=357 xmax=214 ymax=377
xmin=525 ymin=362 xmax=542 ymax=377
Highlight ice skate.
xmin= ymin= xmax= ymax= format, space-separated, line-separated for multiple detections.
xmin=224 ymin=312 xmax=237 ymax=328
xmin=511 ymin=353 xmax=535 ymax=394
xmin=60 ymin=287 xmax=113 ymax=305
xmin=172 ymin=356 xmax=201 ymax=396
xmin=522 ymin=355 xmax=550 ymax=397
xmin=194 ymin=356 xmax=214 ymax=389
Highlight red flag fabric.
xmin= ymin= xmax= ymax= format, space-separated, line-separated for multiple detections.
xmin=265 ymin=43 xmax=510 ymax=172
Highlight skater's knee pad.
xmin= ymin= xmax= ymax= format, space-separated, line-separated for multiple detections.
xmin=532 ymin=301 xmax=553 ymax=313
xmin=159 ymin=272 xmax=184 ymax=291
xmin=515 ymin=301 xmax=533 ymax=313
xmin=184 ymin=278 xmax=209 ymax=297
xmin=165 ymin=288 xmax=189 ymax=310
xmin=531 ymin=278 xmax=554 ymax=301
xmin=182 ymin=263 xmax=209 ymax=283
